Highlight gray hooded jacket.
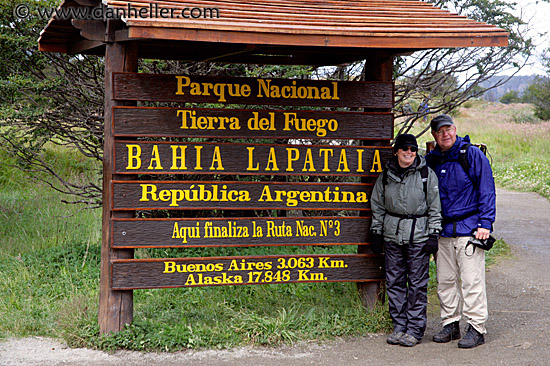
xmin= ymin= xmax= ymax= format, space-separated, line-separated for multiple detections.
xmin=370 ymin=155 xmax=442 ymax=245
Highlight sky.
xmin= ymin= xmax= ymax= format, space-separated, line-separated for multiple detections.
xmin=502 ymin=0 xmax=550 ymax=75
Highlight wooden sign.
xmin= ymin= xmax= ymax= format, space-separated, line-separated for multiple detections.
xmin=112 ymin=107 xmax=393 ymax=140
xmin=113 ymin=73 xmax=394 ymax=108
xmin=112 ymin=181 xmax=373 ymax=211
xmin=111 ymin=254 xmax=384 ymax=290
xmin=112 ymin=216 xmax=371 ymax=248
xmin=115 ymin=141 xmax=391 ymax=176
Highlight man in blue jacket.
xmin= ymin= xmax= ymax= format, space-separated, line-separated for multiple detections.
xmin=426 ymin=114 xmax=496 ymax=349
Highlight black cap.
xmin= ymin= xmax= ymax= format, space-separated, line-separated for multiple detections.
xmin=431 ymin=114 xmax=454 ymax=131
xmin=394 ymin=134 xmax=418 ymax=151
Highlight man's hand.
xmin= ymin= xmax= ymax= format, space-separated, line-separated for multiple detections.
xmin=476 ymin=227 xmax=491 ymax=240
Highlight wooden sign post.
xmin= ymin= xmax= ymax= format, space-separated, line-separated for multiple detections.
xmin=35 ymin=0 xmax=509 ymax=339
xmin=99 ymin=46 xmax=394 ymax=334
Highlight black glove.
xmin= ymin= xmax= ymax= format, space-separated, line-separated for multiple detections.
xmin=422 ymin=234 xmax=439 ymax=255
xmin=370 ymin=232 xmax=385 ymax=254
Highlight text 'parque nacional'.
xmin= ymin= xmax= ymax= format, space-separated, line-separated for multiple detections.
xmin=175 ymin=76 xmax=340 ymax=102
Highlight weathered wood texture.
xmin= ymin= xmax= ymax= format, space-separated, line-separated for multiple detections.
xmin=112 ymin=216 xmax=371 ymax=248
xmin=113 ymin=73 xmax=394 ymax=107
xmin=357 ymin=50 xmax=394 ymax=309
xmin=111 ymin=254 xmax=385 ymax=290
xmin=39 ymin=1 xmax=508 ymax=64
xmin=112 ymin=107 xmax=393 ymax=140
xmin=115 ymin=141 xmax=391 ymax=176
xmin=98 ymin=40 xmax=137 ymax=335
xmin=112 ymin=180 xmax=373 ymax=211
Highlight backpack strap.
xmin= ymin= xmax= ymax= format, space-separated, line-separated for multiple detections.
xmin=458 ymin=143 xmax=472 ymax=183
xmin=428 ymin=143 xmax=475 ymax=187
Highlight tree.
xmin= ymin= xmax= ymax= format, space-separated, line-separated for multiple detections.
xmin=0 ymin=0 xmax=105 ymax=206
xmin=392 ymin=0 xmax=535 ymax=136
xmin=500 ymin=90 xmax=521 ymax=104
xmin=522 ymin=49 xmax=550 ymax=120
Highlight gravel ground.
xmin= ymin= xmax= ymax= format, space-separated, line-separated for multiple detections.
xmin=2 ymin=187 xmax=549 ymax=366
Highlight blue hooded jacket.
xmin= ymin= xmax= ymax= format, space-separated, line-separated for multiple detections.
xmin=425 ymin=135 xmax=496 ymax=237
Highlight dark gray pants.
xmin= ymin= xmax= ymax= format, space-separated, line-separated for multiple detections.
xmin=384 ymin=241 xmax=430 ymax=339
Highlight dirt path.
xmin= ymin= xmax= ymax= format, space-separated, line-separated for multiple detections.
xmin=2 ymin=188 xmax=549 ymax=366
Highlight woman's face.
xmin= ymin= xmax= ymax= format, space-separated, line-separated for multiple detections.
xmin=396 ymin=146 xmax=417 ymax=168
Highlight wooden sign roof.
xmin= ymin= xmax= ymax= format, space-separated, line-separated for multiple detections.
xmin=38 ymin=0 xmax=508 ymax=65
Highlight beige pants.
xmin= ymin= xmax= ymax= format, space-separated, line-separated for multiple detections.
xmin=436 ymin=236 xmax=488 ymax=334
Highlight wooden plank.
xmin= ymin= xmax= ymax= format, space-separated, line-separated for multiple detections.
xmin=112 ymin=216 xmax=371 ymax=248
xmin=112 ymin=180 xmax=373 ymax=211
xmin=111 ymin=254 xmax=384 ymax=290
xmin=124 ymin=17 xmax=505 ymax=35
xmin=126 ymin=26 xmax=508 ymax=50
xmin=98 ymin=40 xmax=137 ymax=335
xmin=357 ymin=51 xmax=393 ymax=309
xmin=114 ymin=141 xmax=391 ymax=176
xmin=113 ymin=73 xmax=394 ymax=108
xmin=106 ymin=0 xmax=442 ymax=17
xmin=112 ymin=107 xmax=393 ymax=140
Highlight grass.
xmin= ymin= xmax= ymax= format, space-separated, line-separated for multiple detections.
xmin=0 ymin=144 xmax=393 ymax=349
xmin=2 ymin=100 xmax=544 ymax=350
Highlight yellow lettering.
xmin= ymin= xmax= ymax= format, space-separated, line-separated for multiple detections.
xmin=164 ymin=261 xmax=176 ymax=273
xmin=126 ymin=144 xmax=141 ymax=170
xmin=210 ymin=146 xmax=224 ymax=171
xmin=266 ymin=148 xmax=279 ymax=171
xmin=258 ymin=186 xmax=273 ymax=202
xmin=175 ymin=76 xmax=190 ymax=95
xmin=195 ymin=146 xmax=203 ymax=170
xmin=337 ymin=149 xmax=350 ymax=172
xmin=170 ymin=146 xmax=187 ymax=170
xmin=357 ymin=149 xmax=365 ymax=173
xmin=172 ymin=222 xmax=180 ymax=239
xmin=257 ymin=79 xmax=270 ymax=98
xmin=170 ymin=189 xmax=184 ymax=207
xmin=185 ymin=274 xmax=197 ymax=285
xmin=177 ymin=109 xmax=191 ymax=128
xmin=247 ymin=147 xmax=259 ymax=171
xmin=287 ymin=148 xmax=299 ymax=172
xmin=147 ymin=145 xmax=163 ymax=170
xmin=302 ymin=149 xmax=315 ymax=172
xmin=370 ymin=149 xmax=383 ymax=173
xmin=319 ymin=149 xmax=333 ymax=172
xmin=140 ymin=184 xmax=157 ymax=202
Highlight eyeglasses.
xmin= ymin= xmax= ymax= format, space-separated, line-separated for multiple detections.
xmin=400 ymin=146 xmax=418 ymax=152
xmin=435 ymin=126 xmax=455 ymax=136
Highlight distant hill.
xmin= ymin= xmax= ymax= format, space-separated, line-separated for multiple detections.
xmin=480 ymin=75 xmax=542 ymax=102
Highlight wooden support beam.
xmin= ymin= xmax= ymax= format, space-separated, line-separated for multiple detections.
xmin=98 ymin=35 xmax=138 ymax=335
xmin=72 ymin=20 xmax=105 ymax=41
xmin=357 ymin=50 xmax=394 ymax=310
xmin=67 ymin=39 xmax=104 ymax=54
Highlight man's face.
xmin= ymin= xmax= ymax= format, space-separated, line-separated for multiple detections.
xmin=432 ymin=125 xmax=457 ymax=152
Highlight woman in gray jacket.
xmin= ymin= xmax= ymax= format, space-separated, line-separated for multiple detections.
xmin=370 ymin=134 xmax=442 ymax=347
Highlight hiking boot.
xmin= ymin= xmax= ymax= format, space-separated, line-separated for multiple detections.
xmin=386 ymin=331 xmax=405 ymax=345
xmin=398 ymin=333 xmax=421 ymax=347
xmin=433 ymin=321 xmax=461 ymax=343
xmin=458 ymin=324 xmax=485 ymax=349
